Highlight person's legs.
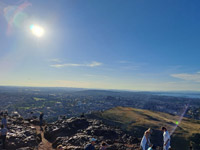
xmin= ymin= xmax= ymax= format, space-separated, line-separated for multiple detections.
xmin=145 ymin=142 xmax=149 ymax=150
xmin=2 ymin=135 xmax=6 ymax=149
xmin=40 ymin=119 xmax=43 ymax=126
xmin=166 ymin=141 xmax=170 ymax=150
xmin=40 ymin=119 xmax=43 ymax=131
xmin=163 ymin=144 xmax=166 ymax=150
xmin=163 ymin=141 xmax=170 ymax=150
xmin=140 ymin=145 xmax=145 ymax=150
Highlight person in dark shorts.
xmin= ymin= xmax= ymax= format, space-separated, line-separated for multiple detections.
xmin=0 ymin=125 xmax=8 ymax=149
xmin=39 ymin=112 xmax=44 ymax=131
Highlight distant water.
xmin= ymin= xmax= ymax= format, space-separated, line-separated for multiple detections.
xmin=154 ymin=93 xmax=200 ymax=99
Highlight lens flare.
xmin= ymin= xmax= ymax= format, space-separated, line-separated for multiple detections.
xmin=3 ymin=1 xmax=32 ymax=35
xmin=170 ymin=104 xmax=189 ymax=135
xmin=30 ymin=24 xmax=44 ymax=37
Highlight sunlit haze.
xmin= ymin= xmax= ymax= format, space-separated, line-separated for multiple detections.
xmin=30 ymin=24 xmax=44 ymax=37
xmin=0 ymin=0 xmax=200 ymax=91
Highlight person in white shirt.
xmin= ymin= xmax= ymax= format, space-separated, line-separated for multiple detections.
xmin=140 ymin=128 xmax=152 ymax=150
xmin=162 ymin=127 xmax=170 ymax=150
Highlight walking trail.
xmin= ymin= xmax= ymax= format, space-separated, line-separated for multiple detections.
xmin=34 ymin=125 xmax=54 ymax=150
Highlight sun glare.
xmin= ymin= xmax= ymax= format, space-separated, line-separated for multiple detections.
xmin=30 ymin=24 xmax=44 ymax=37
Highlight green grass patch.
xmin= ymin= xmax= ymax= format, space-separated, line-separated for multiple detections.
xmin=33 ymin=97 xmax=46 ymax=101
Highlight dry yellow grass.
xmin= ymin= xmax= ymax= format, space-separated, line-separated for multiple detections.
xmin=101 ymin=107 xmax=200 ymax=139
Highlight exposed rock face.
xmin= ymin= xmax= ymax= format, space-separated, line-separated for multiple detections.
xmin=2 ymin=116 xmax=40 ymax=150
xmin=1 ymin=115 xmax=141 ymax=150
xmin=44 ymin=117 xmax=141 ymax=150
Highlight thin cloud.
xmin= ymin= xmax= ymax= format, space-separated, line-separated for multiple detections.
xmin=171 ymin=72 xmax=200 ymax=82
xmin=49 ymin=58 xmax=62 ymax=63
xmin=50 ymin=61 xmax=102 ymax=68
xmin=87 ymin=61 xmax=102 ymax=67
xmin=50 ymin=63 xmax=81 ymax=68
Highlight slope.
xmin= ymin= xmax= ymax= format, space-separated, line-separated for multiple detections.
xmin=89 ymin=107 xmax=200 ymax=150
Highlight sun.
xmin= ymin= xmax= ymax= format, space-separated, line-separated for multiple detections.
xmin=30 ymin=24 xmax=44 ymax=37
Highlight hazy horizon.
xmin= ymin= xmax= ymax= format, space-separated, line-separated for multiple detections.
xmin=1 ymin=85 xmax=200 ymax=93
xmin=1 ymin=0 xmax=200 ymax=91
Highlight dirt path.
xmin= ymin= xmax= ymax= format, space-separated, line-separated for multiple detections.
xmin=34 ymin=126 xmax=54 ymax=150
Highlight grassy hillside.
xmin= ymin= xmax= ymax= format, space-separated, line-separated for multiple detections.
xmin=90 ymin=107 xmax=200 ymax=150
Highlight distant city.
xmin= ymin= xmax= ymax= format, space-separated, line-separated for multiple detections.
xmin=0 ymin=86 xmax=199 ymax=122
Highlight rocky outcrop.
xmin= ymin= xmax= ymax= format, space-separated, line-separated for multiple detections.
xmin=44 ymin=117 xmax=141 ymax=150
xmin=2 ymin=116 xmax=40 ymax=150
xmin=1 ymin=115 xmax=141 ymax=150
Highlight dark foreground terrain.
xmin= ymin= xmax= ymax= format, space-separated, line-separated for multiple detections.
xmin=1 ymin=106 xmax=200 ymax=150
xmin=0 ymin=113 xmax=141 ymax=150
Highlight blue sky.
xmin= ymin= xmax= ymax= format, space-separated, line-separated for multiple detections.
xmin=0 ymin=0 xmax=200 ymax=91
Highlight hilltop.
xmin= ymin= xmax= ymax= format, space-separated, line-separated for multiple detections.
xmin=0 ymin=113 xmax=141 ymax=150
xmin=88 ymin=107 xmax=200 ymax=150
xmin=1 ymin=106 xmax=200 ymax=149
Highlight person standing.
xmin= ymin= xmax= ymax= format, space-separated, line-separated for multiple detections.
xmin=0 ymin=125 xmax=8 ymax=149
xmin=140 ymin=128 xmax=152 ymax=150
xmin=162 ymin=127 xmax=170 ymax=150
xmin=84 ymin=138 xmax=97 ymax=150
xmin=39 ymin=112 xmax=44 ymax=131
xmin=1 ymin=115 xmax=7 ymax=128
xmin=30 ymin=112 xmax=34 ymax=119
